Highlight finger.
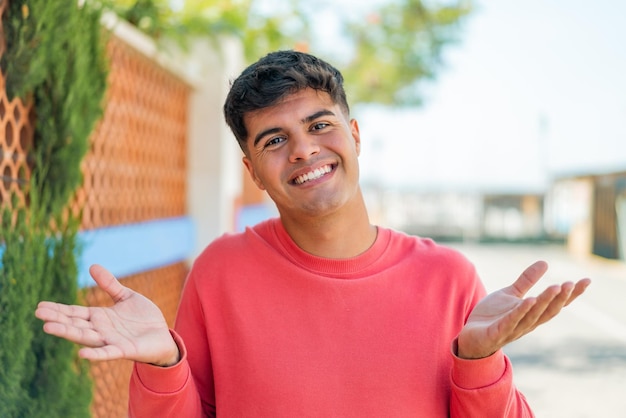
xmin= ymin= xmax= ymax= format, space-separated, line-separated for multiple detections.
xmin=564 ymin=278 xmax=592 ymax=307
xmin=42 ymin=321 xmax=105 ymax=347
xmin=78 ymin=344 xmax=125 ymax=362
xmin=508 ymin=260 xmax=549 ymax=298
xmin=36 ymin=307 xmax=93 ymax=332
xmin=36 ymin=301 xmax=91 ymax=322
xmin=490 ymin=297 xmax=537 ymax=342
xmin=521 ymin=283 xmax=574 ymax=330
xmin=89 ymin=264 xmax=130 ymax=303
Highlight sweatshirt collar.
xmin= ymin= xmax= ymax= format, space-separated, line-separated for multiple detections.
xmin=268 ymin=218 xmax=391 ymax=278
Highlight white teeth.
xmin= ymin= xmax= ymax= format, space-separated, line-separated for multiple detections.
xmin=294 ymin=165 xmax=332 ymax=185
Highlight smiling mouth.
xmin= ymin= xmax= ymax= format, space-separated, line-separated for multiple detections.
xmin=293 ymin=164 xmax=333 ymax=185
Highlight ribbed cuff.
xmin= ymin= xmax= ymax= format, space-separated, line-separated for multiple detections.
xmin=450 ymin=338 xmax=508 ymax=389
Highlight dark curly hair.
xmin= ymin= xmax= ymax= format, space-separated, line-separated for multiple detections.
xmin=223 ymin=50 xmax=350 ymax=153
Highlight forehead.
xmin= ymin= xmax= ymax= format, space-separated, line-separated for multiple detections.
xmin=244 ymin=88 xmax=338 ymax=131
xmin=253 ymin=88 xmax=334 ymax=116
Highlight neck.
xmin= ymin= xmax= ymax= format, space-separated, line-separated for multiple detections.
xmin=279 ymin=193 xmax=376 ymax=259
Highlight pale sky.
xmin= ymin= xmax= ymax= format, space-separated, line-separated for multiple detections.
xmin=354 ymin=0 xmax=626 ymax=192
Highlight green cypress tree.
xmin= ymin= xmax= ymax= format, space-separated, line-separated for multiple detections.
xmin=1 ymin=0 xmax=108 ymax=416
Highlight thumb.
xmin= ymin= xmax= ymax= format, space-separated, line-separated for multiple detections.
xmin=508 ymin=260 xmax=549 ymax=298
xmin=88 ymin=264 xmax=129 ymax=303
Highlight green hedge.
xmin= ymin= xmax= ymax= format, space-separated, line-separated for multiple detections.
xmin=0 ymin=0 xmax=108 ymax=416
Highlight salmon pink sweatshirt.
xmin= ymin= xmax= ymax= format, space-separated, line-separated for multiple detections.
xmin=129 ymin=218 xmax=533 ymax=417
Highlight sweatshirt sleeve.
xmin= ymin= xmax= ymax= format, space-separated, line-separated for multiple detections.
xmin=447 ymin=252 xmax=535 ymax=418
xmin=449 ymin=339 xmax=535 ymax=418
xmin=128 ymin=330 xmax=204 ymax=418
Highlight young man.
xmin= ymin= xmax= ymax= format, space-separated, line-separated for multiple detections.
xmin=36 ymin=50 xmax=590 ymax=417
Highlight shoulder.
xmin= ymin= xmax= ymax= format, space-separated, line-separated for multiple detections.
xmin=385 ymin=227 xmax=473 ymax=266
xmin=190 ymin=218 xmax=279 ymax=272
xmin=385 ymin=228 xmax=485 ymax=301
xmin=383 ymin=227 xmax=480 ymax=288
xmin=201 ymin=218 xmax=276 ymax=252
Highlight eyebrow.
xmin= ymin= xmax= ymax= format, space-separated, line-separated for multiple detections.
xmin=252 ymin=109 xmax=337 ymax=147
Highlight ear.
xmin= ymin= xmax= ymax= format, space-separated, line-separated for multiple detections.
xmin=350 ymin=118 xmax=361 ymax=156
xmin=242 ymin=156 xmax=266 ymax=190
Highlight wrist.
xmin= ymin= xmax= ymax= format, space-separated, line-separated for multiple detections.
xmin=152 ymin=349 xmax=180 ymax=367
xmin=454 ymin=337 xmax=495 ymax=360
xmin=150 ymin=332 xmax=181 ymax=367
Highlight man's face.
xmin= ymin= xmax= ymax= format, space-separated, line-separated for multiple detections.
xmin=242 ymin=88 xmax=362 ymax=220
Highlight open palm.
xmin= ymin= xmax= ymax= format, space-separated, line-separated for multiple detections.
xmin=36 ymin=264 xmax=179 ymax=366
xmin=457 ymin=261 xmax=591 ymax=359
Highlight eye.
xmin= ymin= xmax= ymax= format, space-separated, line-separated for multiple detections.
xmin=311 ymin=122 xmax=329 ymax=131
xmin=264 ymin=136 xmax=285 ymax=148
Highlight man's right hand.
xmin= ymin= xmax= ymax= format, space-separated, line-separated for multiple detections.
xmin=35 ymin=264 xmax=180 ymax=367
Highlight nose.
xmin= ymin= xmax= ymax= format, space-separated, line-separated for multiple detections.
xmin=288 ymin=133 xmax=320 ymax=162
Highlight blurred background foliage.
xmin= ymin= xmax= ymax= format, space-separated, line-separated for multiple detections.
xmin=104 ymin=0 xmax=473 ymax=106
xmin=1 ymin=0 xmax=106 ymax=415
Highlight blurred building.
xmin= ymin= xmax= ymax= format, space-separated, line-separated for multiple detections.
xmin=362 ymin=185 xmax=545 ymax=244
xmin=546 ymin=170 xmax=626 ymax=261
xmin=357 ymin=168 xmax=626 ymax=263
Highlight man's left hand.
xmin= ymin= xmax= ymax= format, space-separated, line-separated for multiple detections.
xmin=457 ymin=260 xmax=591 ymax=359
